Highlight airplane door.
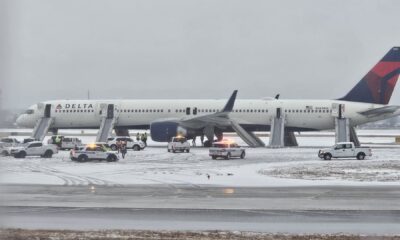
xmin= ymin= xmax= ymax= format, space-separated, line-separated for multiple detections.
xmin=193 ymin=107 xmax=197 ymax=115
xmin=186 ymin=107 xmax=191 ymax=115
xmin=45 ymin=104 xmax=51 ymax=118
xmin=107 ymin=104 xmax=114 ymax=119
xmin=276 ymin=108 xmax=281 ymax=119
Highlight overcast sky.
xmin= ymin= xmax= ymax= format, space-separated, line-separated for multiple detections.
xmin=1 ymin=0 xmax=400 ymax=109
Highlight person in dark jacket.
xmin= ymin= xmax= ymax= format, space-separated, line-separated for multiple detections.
xmin=120 ymin=142 xmax=127 ymax=159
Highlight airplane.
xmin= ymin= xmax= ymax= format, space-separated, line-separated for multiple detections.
xmin=16 ymin=47 xmax=400 ymax=147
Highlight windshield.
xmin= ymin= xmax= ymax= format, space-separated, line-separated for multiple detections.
xmin=25 ymin=109 xmax=34 ymax=114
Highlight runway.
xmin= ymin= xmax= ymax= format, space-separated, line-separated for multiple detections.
xmin=1 ymin=184 xmax=400 ymax=234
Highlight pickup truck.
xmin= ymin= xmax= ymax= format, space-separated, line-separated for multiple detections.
xmin=9 ymin=141 xmax=58 ymax=158
xmin=168 ymin=136 xmax=190 ymax=153
xmin=209 ymin=140 xmax=246 ymax=160
xmin=318 ymin=142 xmax=372 ymax=160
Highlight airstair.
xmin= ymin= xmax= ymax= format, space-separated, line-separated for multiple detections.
xmin=96 ymin=104 xmax=118 ymax=142
xmin=231 ymin=120 xmax=265 ymax=147
xmin=31 ymin=103 xmax=54 ymax=141
xmin=31 ymin=117 xmax=54 ymax=141
xmin=269 ymin=117 xmax=285 ymax=147
xmin=332 ymin=103 xmax=360 ymax=146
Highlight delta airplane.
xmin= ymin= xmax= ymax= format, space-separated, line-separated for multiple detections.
xmin=16 ymin=47 xmax=400 ymax=146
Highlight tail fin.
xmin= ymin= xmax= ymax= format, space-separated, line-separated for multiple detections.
xmin=340 ymin=47 xmax=400 ymax=105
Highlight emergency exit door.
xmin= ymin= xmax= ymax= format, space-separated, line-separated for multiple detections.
xmin=107 ymin=104 xmax=114 ymax=119
xmin=44 ymin=104 xmax=52 ymax=118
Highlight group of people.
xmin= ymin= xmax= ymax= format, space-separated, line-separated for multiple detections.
xmin=115 ymin=140 xmax=128 ymax=159
xmin=136 ymin=132 xmax=148 ymax=146
xmin=191 ymin=135 xmax=205 ymax=146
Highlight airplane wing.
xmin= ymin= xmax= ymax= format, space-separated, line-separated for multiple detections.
xmin=179 ymin=90 xmax=237 ymax=129
xmin=358 ymin=105 xmax=400 ymax=118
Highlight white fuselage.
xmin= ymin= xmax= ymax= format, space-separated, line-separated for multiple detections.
xmin=16 ymin=99 xmax=397 ymax=132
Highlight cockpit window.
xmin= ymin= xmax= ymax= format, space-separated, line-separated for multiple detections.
xmin=25 ymin=109 xmax=34 ymax=114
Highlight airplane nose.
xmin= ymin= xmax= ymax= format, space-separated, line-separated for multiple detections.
xmin=16 ymin=115 xmax=25 ymax=127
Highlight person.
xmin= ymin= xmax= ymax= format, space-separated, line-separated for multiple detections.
xmin=200 ymin=135 xmax=204 ymax=146
xmin=116 ymin=140 xmax=121 ymax=153
xmin=55 ymin=135 xmax=62 ymax=148
xmin=120 ymin=141 xmax=127 ymax=159
xmin=136 ymin=132 xmax=140 ymax=141
xmin=192 ymin=136 xmax=196 ymax=147
xmin=141 ymin=133 xmax=148 ymax=147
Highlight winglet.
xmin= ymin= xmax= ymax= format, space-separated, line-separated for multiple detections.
xmin=222 ymin=90 xmax=238 ymax=112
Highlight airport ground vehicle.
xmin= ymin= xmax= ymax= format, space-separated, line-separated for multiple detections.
xmin=168 ymin=136 xmax=190 ymax=153
xmin=209 ymin=140 xmax=246 ymax=160
xmin=318 ymin=142 xmax=372 ymax=160
xmin=0 ymin=138 xmax=21 ymax=149
xmin=48 ymin=135 xmax=82 ymax=150
xmin=70 ymin=144 xmax=118 ymax=162
xmin=9 ymin=141 xmax=58 ymax=158
xmin=107 ymin=137 xmax=145 ymax=151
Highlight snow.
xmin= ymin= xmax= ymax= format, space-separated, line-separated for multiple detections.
xmin=1 ymin=132 xmax=400 ymax=187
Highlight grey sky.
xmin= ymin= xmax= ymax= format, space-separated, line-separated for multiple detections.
xmin=1 ymin=0 xmax=400 ymax=109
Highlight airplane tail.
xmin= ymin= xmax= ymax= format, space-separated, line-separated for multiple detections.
xmin=339 ymin=47 xmax=400 ymax=105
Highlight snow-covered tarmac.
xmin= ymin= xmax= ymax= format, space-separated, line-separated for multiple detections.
xmin=1 ymin=131 xmax=400 ymax=234
xmin=1 ymin=131 xmax=400 ymax=187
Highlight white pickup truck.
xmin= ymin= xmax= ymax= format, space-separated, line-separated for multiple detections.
xmin=168 ymin=136 xmax=190 ymax=153
xmin=318 ymin=142 xmax=372 ymax=160
xmin=9 ymin=141 xmax=58 ymax=158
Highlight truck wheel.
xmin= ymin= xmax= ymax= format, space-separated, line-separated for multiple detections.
xmin=172 ymin=149 xmax=176 ymax=153
xmin=110 ymin=144 xmax=117 ymax=151
xmin=107 ymin=155 xmax=117 ymax=162
xmin=212 ymin=156 xmax=217 ymax=160
xmin=324 ymin=153 xmax=332 ymax=160
xmin=77 ymin=155 xmax=88 ymax=162
xmin=168 ymin=149 xmax=170 ymax=152
xmin=203 ymin=140 xmax=211 ymax=148
xmin=186 ymin=149 xmax=190 ymax=153
xmin=240 ymin=151 xmax=246 ymax=159
xmin=43 ymin=150 xmax=53 ymax=158
xmin=357 ymin=153 xmax=365 ymax=160
xmin=1 ymin=150 xmax=8 ymax=156
xmin=225 ymin=153 xmax=231 ymax=160
xmin=133 ymin=145 xmax=140 ymax=151
xmin=16 ymin=151 xmax=26 ymax=159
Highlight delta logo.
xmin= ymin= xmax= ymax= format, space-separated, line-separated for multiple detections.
xmin=56 ymin=104 xmax=62 ymax=110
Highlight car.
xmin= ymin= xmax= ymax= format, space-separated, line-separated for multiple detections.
xmin=9 ymin=141 xmax=58 ymax=158
xmin=70 ymin=144 xmax=119 ymax=162
xmin=1 ymin=138 xmax=22 ymax=156
xmin=209 ymin=140 xmax=246 ymax=160
xmin=107 ymin=137 xmax=145 ymax=151
xmin=167 ymin=136 xmax=190 ymax=153
xmin=318 ymin=142 xmax=372 ymax=160
xmin=0 ymin=137 xmax=21 ymax=148
xmin=48 ymin=135 xmax=82 ymax=150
